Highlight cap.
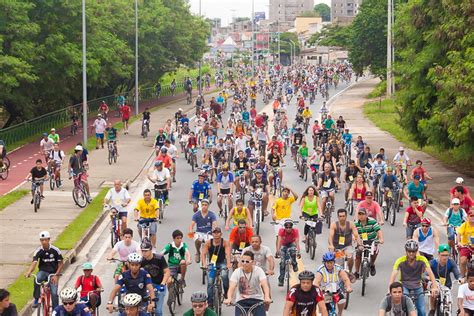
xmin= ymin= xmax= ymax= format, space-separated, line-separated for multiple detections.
xmin=82 ymin=262 xmax=93 ymax=270
xmin=39 ymin=231 xmax=50 ymax=239
xmin=178 ymin=108 xmax=183 ymax=111
xmin=154 ymin=161 xmax=163 ymax=167
xmin=200 ymin=198 xmax=210 ymax=205
xmin=74 ymin=145 xmax=83 ymax=151
xmin=456 ymin=177 xmax=464 ymax=184
xmin=399 ymin=146 xmax=404 ymax=151
xmin=451 ymin=198 xmax=461 ymax=205
xmin=212 ymin=227 xmax=222 ymax=233
xmin=50 ymin=128 xmax=56 ymax=132
xmin=421 ymin=217 xmax=432 ymax=225
xmin=43 ymin=133 xmax=48 ymax=137
xmin=255 ymin=169 xmax=263 ymax=174
xmin=414 ymin=175 xmax=421 ymax=180
xmin=97 ymin=113 xmax=102 ymax=117
xmin=365 ymin=191 xmax=373 ymax=197
xmin=438 ymin=244 xmax=450 ymax=253
xmin=358 ymin=208 xmax=367 ymax=214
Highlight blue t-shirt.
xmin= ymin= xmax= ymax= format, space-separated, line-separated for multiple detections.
xmin=407 ymin=181 xmax=424 ymax=199
xmin=52 ymin=303 xmax=90 ymax=316
xmin=429 ymin=258 xmax=460 ymax=288
xmin=342 ymin=133 xmax=352 ymax=145
xmin=191 ymin=180 xmax=211 ymax=200
xmin=116 ymin=269 xmax=152 ymax=298
xmin=216 ymin=96 xmax=224 ymax=104
xmin=180 ymin=117 xmax=190 ymax=126
xmin=216 ymin=172 xmax=234 ymax=185
xmin=242 ymin=111 xmax=250 ymax=122
xmin=192 ymin=211 xmax=217 ymax=234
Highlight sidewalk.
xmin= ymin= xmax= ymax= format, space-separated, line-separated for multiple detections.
xmin=0 ymin=89 xmax=222 ymax=289
xmin=0 ymin=86 xmax=218 ymax=196
xmin=329 ymin=77 xmax=473 ymax=211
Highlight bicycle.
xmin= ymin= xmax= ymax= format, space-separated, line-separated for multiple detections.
xmin=137 ymin=218 xmax=157 ymax=242
xmin=79 ymin=289 xmax=104 ymax=316
xmin=229 ymin=300 xmax=265 ymax=316
xmin=167 ymin=273 xmax=184 ymax=316
xmin=300 ymin=216 xmax=323 ymax=260
xmin=323 ymin=287 xmax=349 ymax=316
xmin=252 ymin=189 xmax=264 ymax=235
xmin=429 ymin=279 xmax=453 ymax=316
xmin=141 ymin=119 xmax=149 ymax=138
xmin=236 ymin=170 xmax=247 ymax=203
xmin=48 ymin=163 xmax=61 ymax=191
xmin=186 ymin=91 xmax=192 ymax=105
xmin=188 ymin=146 xmax=198 ymax=172
xmin=334 ymin=250 xmax=353 ymax=309
xmin=271 ymin=167 xmax=282 ymax=198
xmin=218 ymin=193 xmax=231 ymax=221
xmin=154 ymin=185 xmax=167 ymax=223
xmin=358 ymin=240 xmax=379 ymax=296
xmin=321 ymin=193 xmax=334 ymax=229
xmin=299 ymin=156 xmax=308 ymax=181
xmin=201 ymin=265 xmax=227 ymax=315
xmin=405 ymin=289 xmax=430 ymax=314
xmin=29 ymin=179 xmax=45 ymax=213
xmin=446 ymin=224 xmax=459 ymax=264
xmin=72 ymin=173 xmax=90 ymax=208
xmin=346 ymin=199 xmax=354 ymax=216
xmin=0 ymin=156 xmax=10 ymax=180
xmin=383 ymin=186 xmax=399 ymax=226
xmin=71 ymin=121 xmax=79 ymax=136
xmin=30 ymin=273 xmax=62 ymax=316
xmin=107 ymin=140 xmax=117 ymax=165
xmin=105 ymin=205 xmax=121 ymax=248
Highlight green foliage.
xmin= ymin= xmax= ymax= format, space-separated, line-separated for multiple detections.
xmin=270 ymin=32 xmax=301 ymax=61
xmin=367 ymin=81 xmax=387 ymax=98
xmin=309 ymin=24 xmax=352 ymax=47
xmin=0 ymin=189 xmax=29 ymax=211
xmin=300 ymin=10 xmax=320 ymax=17
xmin=394 ymin=0 xmax=474 ymax=159
xmin=314 ymin=3 xmax=331 ymax=22
xmin=0 ymin=0 xmax=209 ymax=127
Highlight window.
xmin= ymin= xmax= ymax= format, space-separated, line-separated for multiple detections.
xmin=347 ymin=10 xmax=353 ymax=15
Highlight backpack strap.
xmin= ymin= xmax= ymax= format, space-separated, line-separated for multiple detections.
xmin=447 ymin=208 xmax=453 ymax=221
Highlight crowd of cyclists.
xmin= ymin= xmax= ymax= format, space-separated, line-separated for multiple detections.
xmin=8 ymin=61 xmax=473 ymax=316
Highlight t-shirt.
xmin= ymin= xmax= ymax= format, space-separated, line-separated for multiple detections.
xmin=216 ymin=172 xmax=234 ymax=190
xmin=407 ymin=182 xmax=424 ymax=199
xmin=229 ymin=227 xmax=253 ymax=248
xmin=191 ymin=180 xmax=211 ymax=200
xmin=30 ymin=167 xmax=47 ymax=181
xmin=229 ymin=266 xmax=267 ymax=302
xmin=141 ymin=253 xmax=168 ymax=284
xmin=458 ymin=221 xmax=474 ymax=246
xmin=40 ymin=138 xmax=54 ymax=151
xmin=93 ymin=119 xmax=107 ymax=134
xmin=50 ymin=150 xmax=65 ymax=164
xmin=113 ymin=240 xmax=140 ymax=261
xmin=286 ymin=285 xmax=324 ymax=316
xmin=267 ymin=153 xmax=281 ymax=168
xmin=319 ymin=172 xmax=337 ymax=190
xmin=458 ymin=283 xmax=474 ymax=310
xmin=405 ymin=206 xmax=424 ymax=225
xmin=460 ymin=195 xmax=474 ymax=211
xmin=250 ymin=178 xmax=268 ymax=193
xmin=192 ymin=211 xmax=217 ymax=234
xmin=75 ymin=275 xmax=103 ymax=298
xmin=105 ymin=127 xmax=117 ymax=141
xmin=273 ymin=196 xmax=296 ymax=220
xmin=105 ymin=188 xmax=131 ymax=213
xmin=411 ymin=167 xmax=426 ymax=180
xmin=120 ymin=105 xmax=131 ymax=119
xmin=450 ymin=186 xmax=471 ymax=197
xmin=429 ymin=258 xmax=460 ymax=288
xmin=32 ymin=245 xmax=63 ymax=273
xmin=116 ymin=269 xmax=152 ymax=298
xmin=52 ymin=303 xmax=89 ymax=316
xmin=392 ymin=255 xmax=429 ymax=289
xmin=278 ymin=228 xmax=299 ymax=246
xmin=161 ymin=242 xmax=188 ymax=267
xmin=152 ymin=168 xmax=171 ymax=186
xmin=0 ymin=303 xmax=17 ymax=316
xmin=242 ymin=246 xmax=272 ymax=272
xmin=378 ymin=295 xmax=416 ymax=315
xmin=155 ymin=154 xmax=172 ymax=169
xmin=356 ymin=200 xmax=382 ymax=220
xmin=445 ymin=208 xmax=467 ymax=227
xmin=183 ymin=308 xmax=217 ymax=316
xmin=135 ymin=198 xmax=159 ymax=219
xmin=234 ymin=157 xmax=249 ymax=171
xmin=355 ymin=217 xmax=380 ymax=242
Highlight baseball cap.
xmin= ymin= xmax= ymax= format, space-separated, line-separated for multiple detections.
xmin=75 ymin=145 xmax=83 ymax=151
xmin=451 ymin=198 xmax=461 ymax=205
xmin=456 ymin=177 xmax=464 ymax=184
xmin=414 ymin=175 xmax=421 ymax=180
xmin=399 ymin=146 xmax=404 ymax=151
xmin=39 ymin=231 xmax=50 ymax=239
xmin=358 ymin=208 xmax=367 ymax=215
xmin=365 ymin=191 xmax=373 ymax=197
xmin=82 ymin=262 xmax=93 ymax=270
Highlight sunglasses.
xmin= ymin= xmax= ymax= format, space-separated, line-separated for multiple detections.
xmin=421 ymin=224 xmax=430 ymax=228
xmin=241 ymin=259 xmax=252 ymax=264
xmin=192 ymin=303 xmax=205 ymax=308
xmin=238 ymin=226 xmax=246 ymax=229
xmin=284 ymin=226 xmax=292 ymax=229
xmin=63 ymin=301 xmax=75 ymax=306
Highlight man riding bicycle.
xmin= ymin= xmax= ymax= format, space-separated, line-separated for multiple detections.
xmin=133 ymin=189 xmax=159 ymax=247
xmin=284 ymin=270 xmax=328 ymax=316
xmin=276 ymin=219 xmax=301 ymax=287
xmin=147 ymin=161 xmax=171 ymax=206
xmin=26 ymin=159 xmax=48 ymax=204
xmin=189 ymin=172 xmax=213 ymax=213
xmin=317 ymin=162 xmax=341 ymax=217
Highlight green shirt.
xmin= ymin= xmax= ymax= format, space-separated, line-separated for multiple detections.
xmin=354 ymin=217 xmax=380 ymax=241
xmin=105 ymin=127 xmax=117 ymax=141
xmin=183 ymin=308 xmax=217 ymax=316
xmin=161 ymin=242 xmax=188 ymax=266
xmin=298 ymin=146 xmax=309 ymax=158
xmin=323 ymin=118 xmax=335 ymax=129
xmin=48 ymin=134 xmax=60 ymax=143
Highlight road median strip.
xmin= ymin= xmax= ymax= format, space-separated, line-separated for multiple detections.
xmin=0 ymin=189 xmax=29 ymax=211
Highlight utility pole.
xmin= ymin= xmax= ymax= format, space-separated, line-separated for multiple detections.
xmin=134 ymin=0 xmax=139 ymax=115
xmin=277 ymin=20 xmax=281 ymax=65
xmin=251 ymin=0 xmax=255 ymax=77
xmin=198 ymin=0 xmax=202 ymax=96
xmin=82 ymin=0 xmax=87 ymax=145
xmin=386 ymin=0 xmax=393 ymax=97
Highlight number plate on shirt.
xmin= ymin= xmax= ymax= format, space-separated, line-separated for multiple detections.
xmin=306 ymin=221 xmax=317 ymax=228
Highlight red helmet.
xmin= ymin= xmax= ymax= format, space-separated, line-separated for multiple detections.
xmin=421 ymin=218 xmax=431 ymax=226
xmin=159 ymin=128 xmax=164 ymax=132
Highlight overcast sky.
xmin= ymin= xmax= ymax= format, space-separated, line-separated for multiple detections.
xmin=188 ymin=0 xmax=330 ymax=26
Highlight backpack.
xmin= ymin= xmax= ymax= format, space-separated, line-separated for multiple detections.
xmin=447 ymin=207 xmax=466 ymax=224
xmin=79 ymin=275 xmax=99 ymax=296
xmin=385 ymin=295 xmax=408 ymax=314
xmin=168 ymin=243 xmax=186 ymax=259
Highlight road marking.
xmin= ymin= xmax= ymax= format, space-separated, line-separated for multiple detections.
xmin=28 ymin=156 xmax=33 ymax=159
xmin=17 ymin=162 xmax=22 ymax=165
xmin=12 ymin=165 xmax=17 ymax=168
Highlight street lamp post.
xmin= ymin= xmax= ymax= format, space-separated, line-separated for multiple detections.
xmin=251 ymin=0 xmax=255 ymax=77
xmin=134 ymin=0 xmax=139 ymax=115
xmin=386 ymin=0 xmax=393 ymax=97
xmin=289 ymin=39 xmax=296 ymax=65
xmin=82 ymin=0 xmax=87 ymax=145
xmin=198 ymin=0 xmax=202 ymax=96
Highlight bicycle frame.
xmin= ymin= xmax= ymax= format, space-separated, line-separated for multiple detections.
xmin=230 ymin=301 xmax=265 ymax=316
xmin=31 ymin=273 xmax=60 ymax=316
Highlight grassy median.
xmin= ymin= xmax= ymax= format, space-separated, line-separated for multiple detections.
xmin=0 ymin=189 xmax=29 ymax=211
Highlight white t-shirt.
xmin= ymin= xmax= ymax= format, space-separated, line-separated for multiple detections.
xmin=458 ymin=283 xmax=474 ymax=310
xmin=229 ymin=266 xmax=267 ymax=302
xmin=235 ymin=137 xmax=248 ymax=153
xmin=242 ymin=245 xmax=273 ymax=272
xmin=152 ymin=168 xmax=170 ymax=185
xmin=93 ymin=118 xmax=107 ymax=133
xmin=113 ymin=240 xmax=140 ymax=261
xmin=105 ymin=188 xmax=131 ymax=213
xmin=49 ymin=150 xmax=65 ymax=164
xmin=40 ymin=138 xmax=54 ymax=151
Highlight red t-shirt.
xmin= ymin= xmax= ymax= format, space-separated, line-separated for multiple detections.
xmin=100 ymin=104 xmax=108 ymax=112
xmin=460 ymin=195 xmax=473 ymax=211
xmin=229 ymin=227 xmax=253 ymax=246
xmin=267 ymin=141 xmax=283 ymax=154
xmin=356 ymin=200 xmax=382 ymax=219
xmin=75 ymin=275 xmax=103 ymax=298
xmin=450 ymin=186 xmax=471 ymax=197
xmin=278 ymin=228 xmax=299 ymax=246
xmin=406 ymin=205 xmax=424 ymax=224
xmin=255 ymin=115 xmax=264 ymax=128
xmin=250 ymin=108 xmax=257 ymax=119
xmin=120 ymin=105 xmax=131 ymax=119
xmin=412 ymin=167 xmax=426 ymax=181
xmin=155 ymin=154 xmax=172 ymax=168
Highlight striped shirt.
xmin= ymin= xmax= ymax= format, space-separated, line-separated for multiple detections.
xmin=354 ymin=217 xmax=380 ymax=241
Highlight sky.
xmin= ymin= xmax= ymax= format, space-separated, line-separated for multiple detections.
xmin=188 ymin=0 xmax=330 ymax=26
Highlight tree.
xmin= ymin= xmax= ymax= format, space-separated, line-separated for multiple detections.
xmin=299 ymin=10 xmax=319 ymax=18
xmin=314 ymin=3 xmax=331 ymax=22
xmin=308 ymin=24 xmax=352 ymax=48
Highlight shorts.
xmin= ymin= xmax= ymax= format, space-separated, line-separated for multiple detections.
xmin=96 ymin=133 xmax=104 ymax=139
xmin=80 ymin=294 xmax=101 ymax=308
xmin=118 ymin=211 xmax=128 ymax=218
xmin=459 ymin=246 xmax=473 ymax=259
xmin=169 ymin=265 xmax=182 ymax=276
xmin=419 ymin=252 xmax=433 ymax=261
xmin=122 ymin=118 xmax=129 ymax=123
xmin=219 ymin=188 xmax=231 ymax=195
xmin=320 ymin=189 xmax=335 ymax=198
xmin=137 ymin=220 xmax=157 ymax=235
xmin=302 ymin=214 xmax=320 ymax=235
xmin=405 ymin=224 xmax=420 ymax=239
xmin=447 ymin=226 xmax=456 ymax=241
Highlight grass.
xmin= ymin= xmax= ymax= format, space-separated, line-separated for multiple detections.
xmin=0 ymin=189 xmax=29 ymax=211
xmin=367 ymin=80 xmax=386 ymax=99
xmin=160 ymin=65 xmax=212 ymax=86
xmin=54 ymin=187 xmax=109 ymax=250
xmin=6 ymin=267 xmax=38 ymax=312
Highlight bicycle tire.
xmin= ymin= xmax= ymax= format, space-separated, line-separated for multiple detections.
xmin=383 ymin=205 xmax=389 ymax=221
xmin=108 ymin=151 xmax=112 ymax=165
xmin=303 ymin=165 xmax=308 ymax=181
xmin=168 ymin=287 xmax=176 ymax=315
xmin=214 ymin=282 xmax=222 ymax=315
xmin=56 ymin=178 xmax=61 ymax=188
xmin=113 ymin=151 xmax=117 ymax=163
xmin=34 ymin=194 xmax=40 ymax=213
xmin=255 ymin=208 xmax=261 ymax=235
xmin=344 ymin=291 xmax=350 ymax=310
xmin=73 ymin=187 xmax=87 ymax=208
xmin=224 ymin=203 xmax=228 ymax=222
xmin=0 ymin=168 xmax=8 ymax=180
xmin=191 ymin=156 xmax=195 ymax=172
xmin=326 ymin=207 xmax=332 ymax=229
xmin=201 ymin=268 xmax=206 ymax=285
xmin=285 ymin=262 xmax=290 ymax=293
xmin=50 ymin=177 xmax=55 ymax=191
xmin=390 ymin=201 xmax=396 ymax=226
xmin=310 ymin=232 xmax=316 ymax=260
xmin=361 ymin=262 xmax=368 ymax=296
xmin=110 ymin=221 xmax=116 ymax=248
xmin=240 ymin=187 xmax=245 ymax=204
xmin=36 ymin=301 xmax=42 ymax=316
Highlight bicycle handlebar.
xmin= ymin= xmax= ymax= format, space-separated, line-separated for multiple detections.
xmin=30 ymin=273 xmax=62 ymax=285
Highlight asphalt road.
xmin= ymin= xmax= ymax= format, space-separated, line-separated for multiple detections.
xmin=54 ymin=76 xmax=450 ymax=316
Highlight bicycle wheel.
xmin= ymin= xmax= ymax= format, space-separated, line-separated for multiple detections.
xmin=326 ymin=207 xmax=332 ymax=229
xmin=303 ymin=165 xmax=308 ymax=182
xmin=223 ymin=202 xmax=228 ymax=222
xmin=285 ymin=263 xmax=290 ymax=293
xmin=310 ymin=232 xmax=317 ymax=260
xmin=201 ymin=268 xmax=206 ymax=285
xmin=108 ymin=151 xmax=112 ymax=165
xmin=255 ymin=209 xmax=260 ymax=235
xmin=113 ymin=150 xmax=117 ymax=163
xmin=167 ymin=286 xmax=176 ymax=315
xmin=389 ymin=200 xmax=396 ymax=226
xmin=361 ymin=261 xmax=368 ymax=296
xmin=34 ymin=194 xmax=41 ymax=212
xmin=73 ymin=187 xmax=87 ymax=208
xmin=36 ymin=301 xmax=42 ymax=316
xmin=0 ymin=167 xmax=8 ymax=180
xmin=191 ymin=155 xmax=195 ymax=172
xmin=213 ymin=283 xmax=222 ymax=315
xmin=383 ymin=204 xmax=389 ymax=221
xmin=344 ymin=291 xmax=350 ymax=310
xmin=110 ymin=218 xmax=117 ymax=248
xmin=49 ymin=177 xmax=55 ymax=191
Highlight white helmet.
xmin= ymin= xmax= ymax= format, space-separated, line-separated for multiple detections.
xmin=399 ymin=146 xmax=405 ymax=151
xmin=127 ymin=253 xmax=142 ymax=263
xmin=39 ymin=231 xmax=50 ymax=239
xmin=60 ymin=287 xmax=77 ymax=302
xmin=122 ymin=293 xmax=142 ymax=307
xmin=74 ymin=145 xmax=83 ymax=151
xmin=456 ymin=177 xmax=464 ymax=184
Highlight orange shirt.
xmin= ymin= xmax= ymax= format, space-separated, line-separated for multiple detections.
xmin=156 ymin=154 xmax=172 ymax=168
xmin=229 ymin=227 xmax=253 ymax=247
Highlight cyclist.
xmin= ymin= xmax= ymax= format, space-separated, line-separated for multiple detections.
xmin=336 ymin=116 xmax=346 ymax=134
xmin=299 ymin=185 xmax=322 ymax=245
xmin=107 ymin=253 xmax=156 ymax=314
xmin=147 ymin=161 xmax=170 ymax=206
xmin=233 ymin=150 xmax=249 ymax=197
xmin=141 ymin=108 xmax=151 ymax=136
xmin=267 ymin=146 xmax=284 ymax=189
xmin=411 ymin=160 xmax=433 ymax=191
xmin=52 ymin=288 xmax=90 ymax=316
xmin=121 ymin=293 xmax=147 ymax=316
xmin=403 ymin=197 xmax=425 ymax=239
xmin=104 ymin=179 xmax=131 ymax=233
xmin=184 ymin=291 xmax=216 ymax=316
xmin=104 ymin=122 xmax=118 ymax=155
xmin=389 ymin=240 xmax=439 ymax=315
xmin=216 ymin=164 xmax=234 ymax=216
xmin=229 ymin=219 xmax=253 ymax=252
xmin=272 ymin=187 xmax=298 ymax=243
xmin=189 ymin=172 xmax=213 ymax=213
xmin=443 ymin=198 xmax=467 ymax=251
xmin=133 ymin=189 xmax=159 ymax=247
xmin=140 ymin=239 xmax=169 ymax=316
xmin=74 ymin=262 xmax=103 ymax=311
xmin=314 ymin=252 xmax=353 ymax=316
xmin=354 ymin=208 xmax=384 ymax=279
xmin=242 ymin=235 xmax=275 ymax=276
xmin=291 ymin=127 xmax=305 ymax=164
xmin=378 ymin=282 xmax=416 ymax=316
xmin=226 ymin=199 xmax=252 ymax=231
xmin=161 ymin=230 xmax=192 ymax=287
xmin=26 ymin=159 xmax=48 ymax=204
xmin=348 ymin=173 xmax=370 ymax=206
xmin=450 ymin=177 xmax=471 ymax=200
xmin=189 ymin=199 xmax=217 ymax=263
xmin=25 ymin=231 xmax=63 ymax=308
xmin=405 ymin=175 xmax=428 ymax=210
xmin=356 ymin=192 xmax=384 ymax=225
xmin=224 ymin=251 xmax=272 ymax=315
xmin=428 ymin=244 xmax=462 ymax=315
xmin=453 ymin=186 xmax=474 ymax=213
xmin=92 ymin=114 xmax=107 ymax=149
xmin=154 ymin=128 xmax=167 ymax=151
xmin=201 ymin=227 xmax=231 ymax=309
xmin=457 ymin=272 xmax=474 ymax=316
xmin=284 ymin=270 xmax=327 ymax=316
xmin=412 ymin=218 xmax=440 ymax=261
xmin=317 ymin=162 xmax=341 ymax=217
xmin=357 ymin=146 xmax=373 ymax=170
xmin=458 ymin=209 xmax=474 ymax=277
xmin=328 ymin=208 xmax=361 ymax=274
xmin=48 ymin=128 xmax=60 ymax=144
xmin=393 ymin=146 xmax=411 ymax=173
xmin=371 ymin=154 xmax=387 ymax=191
xmin=276 ymin=219 xmax=301 ymax=287
xmin=99 ymin=101 xmax=109 ymax=120
xmin=120 ymin=102 xmax=131 ymax=134
xmin=162 ymin=140 xmax=178 ymax=182
xmin=380 ymin=166 xmax=402 ymax=207
xmin=106 ymin=228 xmax=141 ymax=279
xmin=40 ymin=133 xmax=54 ymax=163
xmin=297 ymin=141 xmax=309 ymax=178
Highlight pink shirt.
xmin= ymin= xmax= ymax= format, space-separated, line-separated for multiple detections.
xmin=356 ymin=200 xmax=382 ymax=219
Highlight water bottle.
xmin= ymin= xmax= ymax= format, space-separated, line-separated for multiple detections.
xmin=209 ymin=264 xmax=216 ymax=279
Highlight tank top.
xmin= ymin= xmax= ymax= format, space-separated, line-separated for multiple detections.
xmin=353 ymin=184 xmax=366 ymax=201
xmin=232 ymin=207 xmax=248 ymax=225
xmin=333 ymin=221 xmax=352 ymax=249
xmin=302 ymin=196 xmax=318 ymax=216
xmin=418 ymin=227 xmax=434 ymax=255
xmin=208 ymin=240 xmax=226 ymax=265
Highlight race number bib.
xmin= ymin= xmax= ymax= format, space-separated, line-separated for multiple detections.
xmin=439 ymin=277 xmax=446 ymax=286
xmin=210 ymin=254 xmax=218 ymax=265
xmin=356 ymin=193 xmax=362 ymax=200
xmin=199 ymin=193 xmax=204 ymax=200
xmin=240 ymin=162 xmax=244 ymax=168
xmin=361 ymin=233 xmax=368 ymax=241
xmin=349 ymin=176 xmax=353 ymax=182
xmin=338 ymin=236 xmax=345 ymax=245
xmin=239 ymin=242 xmax=246 ymax=250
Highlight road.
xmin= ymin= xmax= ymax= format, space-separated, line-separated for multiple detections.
xmin=53 ymin=77 xmax=454 ymax=316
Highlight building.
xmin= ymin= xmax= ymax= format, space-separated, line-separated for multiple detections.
xmin=300 ymin=46 xmax=349 ymax=65
xmin=331 ymin=0 xmax=363 ymax=25
xmin=269 ymin=0 xmax=315 ymax=23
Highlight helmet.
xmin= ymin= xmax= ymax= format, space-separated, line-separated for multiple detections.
xmin=43 ymin=133 xmax=48 ymax=137
xmin=82 ymin=262 xmax=93 ymax=270
xmin=190 ymin=291 xmax=208 ymax=303
xmin=298 ymin=270 xmax=315 ymax=281
xmin=127 ymin=253 xmax=143 ymax=263
xmin=283 ymin=219 xmax=293 ymax=228
xmin=160 ymin=147 xmax=167 ymax=153
xmin=421 ymin=218 xmax=431 ymax=226
xmin=154 ymin=161 xmax=163 ymax=167
xmin=438 ymin=244 xmax=450 ymax=253
xmin=386 ymin=166 xmax=393 ymax=172
xmin=74 ymin=145 xmax=83 ymax=151
xmin=140 ymin=238 xmax=153 ymax=251
xmin=39 ymin=231 xmax=50 ymax=239
xmin=456 ymin=177 xmax=464 ymax=184
xmin=122 ymin=293 xmax=142 ymax=307
xmin=60 ymin=287 xmax=77 ymax=302
xmin=322 ymin=252 xmax=336 ymax=262
xmin=405 ymin=239 xmax=419 ymax=252
xmin=159 ymin=128 xmax=164 ymax=132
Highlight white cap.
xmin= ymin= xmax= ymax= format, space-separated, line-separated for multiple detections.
xmin=74 ymin=145 xmax=83 ymax=151
xmin=399 ymin=146 xmax=405 ymax=151
xmin=178 ymin=108 xmax=183 ymax=111
xmin=451 ymin=198 xmax=461 ymax=205
xmin=456 ymin=177 xmax=464 ymax=184
xmin=39 ymin=231 xmax=50 ymax=239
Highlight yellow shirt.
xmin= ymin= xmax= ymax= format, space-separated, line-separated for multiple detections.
xmin=273 ymin=196 xmax=296 ymax=220
xmin=458 ymin=221 xmax=474 ymax=246
xmin=249 ymin=81 xmax=256 ymax=87
xmin=136 ymin=198 xmax=159 ymax=219
xmin=302 ymin=109 xmax=313 ymax=118
xmin=232 ymin=207 xmax=248 ymax=226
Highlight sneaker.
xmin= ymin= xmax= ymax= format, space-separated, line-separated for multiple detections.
xmin=292 ymin=263 xmax=298 ymax=272
xmin=31 ymin=199 xmax=34 ymax=204
xmin=165 ymin=199 xmax=169 ymax=206
xmin=32 ymin=299 xmax=39 ymax=308
xmin=195 ymin=253 xmax=200 ymax=263
xmin=278 ymin=280 xmax=284 ymax=287
xmin=354 ymin=272 xmax=360 ymax=280
xmin=370 ymin=265 xmax=376 ymax=276
xmin=41 ymin=195 xmax=45 ymax=199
